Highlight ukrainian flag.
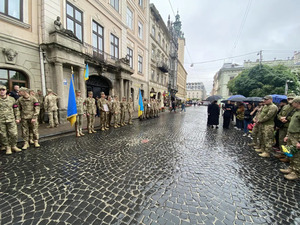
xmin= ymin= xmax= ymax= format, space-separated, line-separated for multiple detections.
xmin=138 ymin=89 xmax=144 ymax=117
xmin=67 ymin=74 xmax=77 ymax=126
xmin=84 ymin=64 xmax=89 ymax=81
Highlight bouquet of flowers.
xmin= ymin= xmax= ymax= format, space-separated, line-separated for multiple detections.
xmin=281 ymin=145 xmax=299 ymax=157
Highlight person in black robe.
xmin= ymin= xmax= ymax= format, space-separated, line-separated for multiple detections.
xmin=223 ymin=100 xmax=234 ymax=129
xmin=207 ymin=101 xmax=220 ymax=128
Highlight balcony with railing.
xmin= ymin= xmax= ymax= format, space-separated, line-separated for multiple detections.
xmin=83 ymin=43 xmax=118 ymax=66
xmin=157 ymin=61 xmax=169 ymax=73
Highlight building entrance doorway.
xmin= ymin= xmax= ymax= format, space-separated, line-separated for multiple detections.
xmin=86 ymin=75 xmax=110 ymax=98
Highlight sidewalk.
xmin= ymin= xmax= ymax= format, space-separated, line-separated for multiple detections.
xmin=17 ymin=111 xmax=166 ymax=141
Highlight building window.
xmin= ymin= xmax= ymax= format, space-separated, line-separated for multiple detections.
xmin=66 ymin=1 xmax=83 ymax=41
xmin=158 ymin=33 xmax=161 ymax=44
xmin=151 ymin=48 xmax=155 ymax=59
xmin=92 ymin=20 xmax=104 ymax=54
xmin=126 ymin=7 xmax=133 ymax=29
xmin=127 ymin=47 xmax=133 ymax=69
xmin=164 ymin=76 xmax=166 ymax=85
xmin=110 ymin=0 xmax=119 ymax=12
xmin=151 ymin=69 xmax=155 ymax=81
xmin=138 ymin=55 xmax=143 ymax=73
xmin=156 ymin=73 xmax=159 ymax=82
xmin=138 ymin=21 xmax=143 ymax=39
xmin=161 ymin=75 xmax=163 ymax=84
xmin=138 ymin=0 xmax=143 ymax=8
xmin=0 ymin=69 xmax=28 ymax=90
xmin=110 ymin=34 xmax=119 ymax=59
xmin=151 ymin=26 xmax=155 ymax=37
xmin=0 ymin=0 xmax=23 ymax=21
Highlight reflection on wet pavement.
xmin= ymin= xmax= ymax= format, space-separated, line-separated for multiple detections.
xmin=1 ymin=106 xmax=300 ymax=224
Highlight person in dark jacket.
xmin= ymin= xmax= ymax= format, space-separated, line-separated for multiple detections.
xmin=223 ymin=100 xmax=234 ymax=129
xmin=207 ymin=100 xmax=220 ymax=128
xmin=243 ymin=104 xmax=253 ymax=137
xmin=9 ymin=85 xmax=20 ymax=100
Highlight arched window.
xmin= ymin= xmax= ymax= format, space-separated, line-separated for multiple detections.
xmin=0 ymin=69 xmax=28 ymax=91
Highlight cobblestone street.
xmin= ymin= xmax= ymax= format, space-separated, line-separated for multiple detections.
xmin=1 ymin=106 xmax=300 ymax=225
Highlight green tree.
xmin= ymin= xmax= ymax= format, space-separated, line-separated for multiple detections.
xmin=228 ymin=64 xmax=300 ymax=97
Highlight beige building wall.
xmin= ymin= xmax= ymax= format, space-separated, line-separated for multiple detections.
xmin=176 ymin=37 xmax=187 ymax=100
xmin=186 ymin=90 xmax=204 ymax=100
xmin=0 ymin=0 xmax=42 ymax=91
xmin=148 ymin=4 xmax=169 ymax=108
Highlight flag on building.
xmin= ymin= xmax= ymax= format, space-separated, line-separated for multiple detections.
xmin=138 ymin=89 xmax=144 ymax=117
xmin=67 ymin=74 xmax=77 ymax=126
xmin=84 ymin=63 xmax=89 ymax=81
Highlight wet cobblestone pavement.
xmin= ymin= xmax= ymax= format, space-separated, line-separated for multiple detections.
xmin=1 ymin=107 xmax=300 ymax=225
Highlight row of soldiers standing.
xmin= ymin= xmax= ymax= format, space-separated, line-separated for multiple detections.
xmin=75 ymin=91 xmax=134 ymax=137
xmin=141 ymin=98 xmax=161 ymax=119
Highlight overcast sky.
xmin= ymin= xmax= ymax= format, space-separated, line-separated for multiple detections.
xmin=150 ymin=0 xmax=300 ymax=94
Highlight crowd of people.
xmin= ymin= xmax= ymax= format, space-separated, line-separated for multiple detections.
xmin=207 ymin=94 xmax=300 ymax=180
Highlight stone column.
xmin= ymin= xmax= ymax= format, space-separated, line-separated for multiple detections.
xmin=54 ymin=62 xmax=67 ymax=123
xmin=127 ymin=80 xmax=131 ymax=100
xmin=120 ymin=78 xmax=124 ymax=98
xmin=79 ymin=67 xmax=86 ymax=98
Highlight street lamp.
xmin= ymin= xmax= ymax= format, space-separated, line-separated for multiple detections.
xmin=285 ymin=80 xmax=293 ymax=95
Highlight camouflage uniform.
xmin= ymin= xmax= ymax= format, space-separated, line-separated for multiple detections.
xmin=146 ymin=100 xmax=151 ymax=118
xmin=85 ymin=94 xmax=96 ymax=133
xmin=44 ymin=90 xmax=59 ymax=128
xmin=112 ymin=97 xmax=120 ymax=128
xmin=0 ymin=87 xmax=21 ymax=154
xmin=107 ymin=98 xmax=113 ymax=127
xmin=120 ymin=98 xmax=127 ymax=126
xmin=35 ymin=91 xmax=45 ymax=124
xmin=16 ymin=89 xmax=40 ymax=149
xmin=142 ymin=99 xmax=147 ymax=119
xmin=127 ymin=98 xmax=134 ymax=124
xmin=277 ymin=103 xmax=295 ymax=149
xmin=76 ymin=94 xmax=85 ymax=136
xmin=98 ymin=97 xmax=108 ymax=131
xmin=286 ymin=107 xmax=300 ymax=176
xmin=257 ymin=101 xmax=278 ymax=154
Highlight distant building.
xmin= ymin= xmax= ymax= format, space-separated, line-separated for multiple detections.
xmin=186 ymin=82 xmax=206 ymax=100
xmin=211 ymin=52 xmax=300 ymax=99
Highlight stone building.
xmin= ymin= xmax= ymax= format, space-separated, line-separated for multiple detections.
xmin=149 ymin=4 xmax=170 ymax=107
xmin=186 ymin=82 xmax=206 ymax=100
xmin=0 ymin=0 xmax=149 ymax=122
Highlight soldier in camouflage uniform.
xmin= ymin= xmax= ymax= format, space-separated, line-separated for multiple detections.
xmin=17 ymin=87 xmax=40 ymax=149
xmin=29 ymin=89 xmax=36 ymax=144
xmin=85 ymin=91 xmax=96 ymax=134
xmin=256 ymin=95 xmax=278 ymax=157
xmin=0 ymin=85 xmax=22 ymax=155
xmin=120 ymin=97 xmax=127 ymax=126
xmin=127 ymin=97 xmax=134 ymax=125
xmin=75 ymin=90 xmax=85 ymax=136
xmin=107 ymin=96 xmax=113 ymax=127
xmin=142 ymin=98 xmax=147 ymax=120
xmin=280 ymin=97 xmax=300 ymax=180
xmin=35 ymin=90 xmax=45 ymax=124
xmin=248 ymin=101 xmax=264 ymax=148
xmin=98 ymin=92 xmax=109 ymax=131
xmin=277 ymin=93 xmax=296 ymax=152
xmin=112 ymin=95 xmax=120 ymax=128
xmin=44 ymin=89 xmax=59 ymax=128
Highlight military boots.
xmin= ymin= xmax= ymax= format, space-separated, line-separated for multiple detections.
xmin=22 ymin=142 xmax=29 ymax=150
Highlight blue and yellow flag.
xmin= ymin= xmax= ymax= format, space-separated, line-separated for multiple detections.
xmin=67 ymin=74 xmax=77 ymax=126
xmin=138 ymin=89 xmax=144 ymax=117
xmin=84 ymin=64 xmax=89 ymax=81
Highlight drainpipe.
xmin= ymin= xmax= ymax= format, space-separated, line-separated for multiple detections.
xmin=39 ymin=48 xmax=46 ymax=96
xmin=38 ymin=0 xmax=46 ymax=96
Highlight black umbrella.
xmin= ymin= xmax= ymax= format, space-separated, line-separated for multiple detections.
xmin=244 ymin=97 xmax=263 ymax=102
xmin=227 ymin=95 xmax=246 ymax=102
xmin=205 ymin=95 xmax=222 ymax=102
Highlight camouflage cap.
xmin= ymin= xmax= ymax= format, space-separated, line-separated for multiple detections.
xmin=19 ymin=87 xmax=29 ymax=92
xmin=28 ymin=89 xmax=34 ymax=92
xmin=0 ymin=85 xmax=7 ymax=90
xmin=287 ymin=93 xmax=296 ymax=99
xmin=292 ymin=96 xmax=300 ymax=104
xmin=47 ymin=88 xmax=53 ymax=93
xmin=114 ymin=95 xmax=118 ymax=98
xmin=88 ymin=91 xmax=93 ymax=94
xmin=263 ymin=95 xmax=272 ymax=100
xmin=100 ymin=92 xmax=105 ymax=95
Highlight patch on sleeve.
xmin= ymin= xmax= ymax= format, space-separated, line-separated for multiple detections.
xmin=34 ymin=102 xmax=40 ymax=107
xmin=13 ymin=104 xmax=18 ymax=108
